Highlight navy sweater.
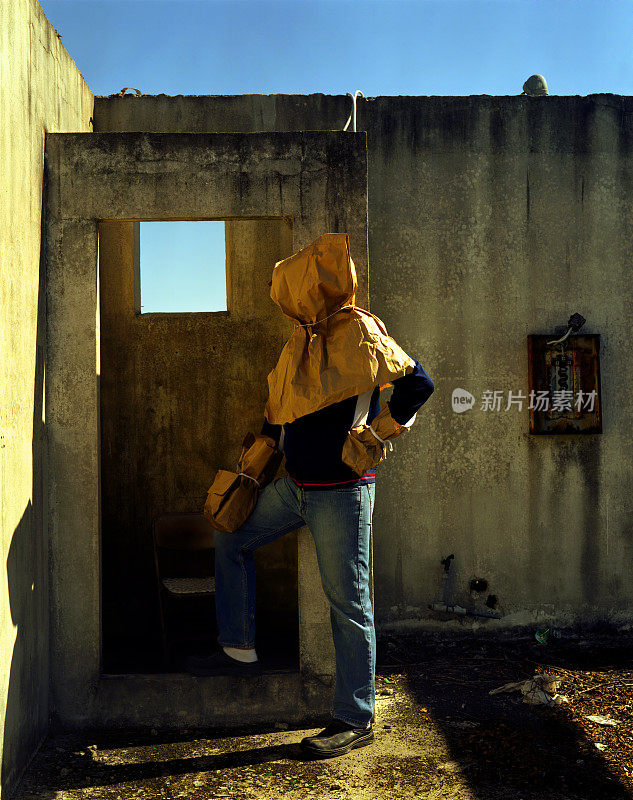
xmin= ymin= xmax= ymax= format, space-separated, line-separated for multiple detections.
xmin=261 ymin=359 xmax=434 ymax=490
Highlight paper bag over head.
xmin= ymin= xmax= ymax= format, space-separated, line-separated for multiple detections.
xmin=265 ymin=233 xmax=415 ymax=425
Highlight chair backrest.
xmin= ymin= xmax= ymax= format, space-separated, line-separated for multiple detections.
xmin=152 ymin=512 xmax=215 ymax=550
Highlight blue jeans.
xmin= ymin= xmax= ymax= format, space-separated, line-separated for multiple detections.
xmin=213 ymin=474 xmax=376 ymax=728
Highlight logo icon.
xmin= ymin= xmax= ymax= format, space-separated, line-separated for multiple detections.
xmin=452 ymin=388 xmax=475 ymax=413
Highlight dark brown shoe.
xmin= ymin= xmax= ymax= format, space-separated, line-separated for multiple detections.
xmin=300 ymin=719 xmax=374 ymax=758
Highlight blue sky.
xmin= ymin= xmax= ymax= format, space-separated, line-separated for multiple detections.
xmin=138 ymin=222 xmax=226 ymax=312
xmin=39 ymin=0 xmax=633 ymax=97
xmin=39 ymin=0 xmax=633 ymax=311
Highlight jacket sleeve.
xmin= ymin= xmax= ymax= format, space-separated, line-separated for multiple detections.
xmin=387 ymin=359 xmax=435 ymax=426
xmin=260 ymin=417 xmax=283 ymax=448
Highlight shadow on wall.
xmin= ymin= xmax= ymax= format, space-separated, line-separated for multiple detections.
xmin=2 ymin=178 xmax=49 ymax=799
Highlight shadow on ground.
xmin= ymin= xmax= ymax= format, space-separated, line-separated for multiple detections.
xmin=382 ymin=627 xmax=633 ymax=800
xmin=12 ymin=629 xmax=633 ymax=800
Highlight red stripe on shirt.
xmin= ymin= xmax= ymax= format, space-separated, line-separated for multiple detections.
xmin=287 ymin=472 xmax=375 ymax=487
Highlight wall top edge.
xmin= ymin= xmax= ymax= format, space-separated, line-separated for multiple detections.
xmin=93 ymin=92 xmax=632 ymax=101
xmin=34 ymin=0 xmax=95 ymax=99
xmin=44 ymin=130 xmax=367 ymax=141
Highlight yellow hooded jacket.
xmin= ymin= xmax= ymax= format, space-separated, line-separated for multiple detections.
xmin=264 ymin=233 xmax=416 ymax=425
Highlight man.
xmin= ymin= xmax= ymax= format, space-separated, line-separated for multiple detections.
xmin=185 ymin=234 xmax=434 ymax=758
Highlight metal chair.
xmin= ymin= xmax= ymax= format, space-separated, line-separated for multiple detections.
xmin=152 ymin=512 xmax=216 ymax=668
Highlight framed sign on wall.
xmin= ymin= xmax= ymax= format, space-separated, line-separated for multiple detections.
xmin=527 ymin=334 xmax=602 ymax=434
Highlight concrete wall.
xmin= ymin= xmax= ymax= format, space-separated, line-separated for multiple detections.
xmin=0 ymin=0 xmax=93 ymax=795
xmin=94 ymin=93 xmax=633 ymax=629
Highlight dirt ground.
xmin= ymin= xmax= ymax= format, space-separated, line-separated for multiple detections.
xmin=13 ymin=629 xmax=633 ymax=800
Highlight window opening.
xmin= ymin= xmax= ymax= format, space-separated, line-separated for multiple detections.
xmin=138 ymin=221 xmax=227 ymax=313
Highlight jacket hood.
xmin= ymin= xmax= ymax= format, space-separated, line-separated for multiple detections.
xmin=269 ymin=233 xmax=357 ymax=324
xmin=265 ymin=232 xmax=416 ymax=424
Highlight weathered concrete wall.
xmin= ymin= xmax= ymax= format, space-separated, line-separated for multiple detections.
xmin=94 ymin=93 xmax=633 ymax=629
xmin=0 ymin=0 xmax=93 ymax=795
xmin=45 ymin=130 xmax=368 ymax=727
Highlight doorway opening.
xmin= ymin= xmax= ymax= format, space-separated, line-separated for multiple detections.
xmin=97 ymin=218 xmax=298 ymax=674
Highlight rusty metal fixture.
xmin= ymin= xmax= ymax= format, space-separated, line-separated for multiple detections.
xmin=547 ymin=312 xmax=586 ymax=345
xmin=527 ymin=324 xmax=602 ymax=434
